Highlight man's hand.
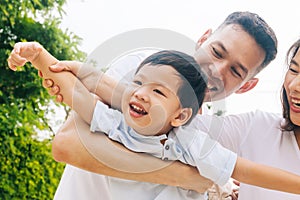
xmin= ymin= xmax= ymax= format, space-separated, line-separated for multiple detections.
xmin=39 ymin=61 xmax=82 ymax=102
xmin=7 ymin=42 xmax=43 ymax=71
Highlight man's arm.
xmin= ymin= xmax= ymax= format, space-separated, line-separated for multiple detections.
xmin=232 ymin=157 xmax=300 ymax=194
xmin=53 ymin=111 xmax=213 ymax=193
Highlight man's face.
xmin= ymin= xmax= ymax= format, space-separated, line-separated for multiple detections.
xmin=195 ymin=24 xmax=266 ymax=102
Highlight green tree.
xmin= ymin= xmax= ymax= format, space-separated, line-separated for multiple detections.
xmin=0 ymin=0 xmax=86 ymax=199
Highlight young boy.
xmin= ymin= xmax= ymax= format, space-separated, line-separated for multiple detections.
xmin=8 ymin=42 xmax=300 ymax=199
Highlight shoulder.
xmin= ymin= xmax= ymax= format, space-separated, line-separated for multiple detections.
xmin=237 ymin=109 xmax=282 ymax=124
xmin=201 ymin=109 xmax=281 ymax=122
xmin=105 ymin=49 xmax=158 ymax=80
xmin=190 ymin=109 xmax=282 ymax=132
xmin=220 ymin=109 xmax=282 ymax=129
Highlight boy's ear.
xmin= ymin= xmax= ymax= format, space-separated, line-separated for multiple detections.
xmin=195 ymin=29 xmax=212 ymax=50
xmin=171 ymin=108 xmax=193 ymax=127
xmin=235 ymin=78 xmax=259 ymax=94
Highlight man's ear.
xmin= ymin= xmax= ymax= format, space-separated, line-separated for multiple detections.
xmin=195 ymin=29 xmax=212 ymax=50
xmin=171 ymin=108 xmax=193 ymax=127
xmin=235 ymin=78 xmax=259 ymax=94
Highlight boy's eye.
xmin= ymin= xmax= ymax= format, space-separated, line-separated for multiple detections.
xmin=153 ymin=89 xmax=166 ymax=97
xmin=133 ymin=80 xmax=142 ymax=85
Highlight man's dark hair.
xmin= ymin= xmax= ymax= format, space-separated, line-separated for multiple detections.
xmin=136 ymin=50 xmax=207 ymax=121
xmin=220 ymin=11 xmax=278 ymax=72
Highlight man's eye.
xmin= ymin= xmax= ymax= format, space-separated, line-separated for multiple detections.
xmin=231 ymin=66 xmax=242 ymax=79
xmin=213 ymin=47 xmax=222 ymax=58
xmin=153 ymin=89 xmax=166 ymax=97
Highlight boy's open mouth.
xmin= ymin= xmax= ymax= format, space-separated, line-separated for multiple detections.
xmin=129 ymin=103 xmax=148 ymax=115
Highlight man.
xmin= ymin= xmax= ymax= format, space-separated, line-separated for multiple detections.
xmin=39 ymin=11 xmax=277 ymax=199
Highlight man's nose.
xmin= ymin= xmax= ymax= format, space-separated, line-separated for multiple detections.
xmin=208 ymin=63 xmax=225 ymax=81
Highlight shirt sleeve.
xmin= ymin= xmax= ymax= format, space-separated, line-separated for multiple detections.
xmin=90 ymin=101 xmax=122 ymax=134
xmin=173 ymin=126 xmax=237 ymax=186
xmin=105 ymin=51 xmax=156 ymax=81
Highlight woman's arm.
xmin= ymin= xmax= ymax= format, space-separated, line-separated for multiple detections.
xmin=232 ymin=157 xmax=300 ymax=194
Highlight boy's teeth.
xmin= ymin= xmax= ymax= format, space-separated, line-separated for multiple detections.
xmin=131 ymin=104 xmax=147 ymax=114
xmin=132 ymin=104 xmax=143 ymax=112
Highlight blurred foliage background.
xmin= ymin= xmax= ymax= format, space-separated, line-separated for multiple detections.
xmin=0 ymin=0 xmax=86 ymax=199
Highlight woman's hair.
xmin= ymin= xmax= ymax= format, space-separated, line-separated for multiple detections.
xmin=136 ymin=50 xmax=207 ymax=121
xmin=281 ymin=39 xmax=300 ymax=131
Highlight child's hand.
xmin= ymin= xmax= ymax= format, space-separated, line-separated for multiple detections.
xmin=7 ymin=42 xmax=43 ymax=71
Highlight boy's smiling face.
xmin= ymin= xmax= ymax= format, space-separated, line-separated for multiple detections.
xmin=122 ymin=64 xmax=184 ymax=136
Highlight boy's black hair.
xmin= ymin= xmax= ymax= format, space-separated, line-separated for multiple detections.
xmin=136 ymin=50 xmax=207 ymax=121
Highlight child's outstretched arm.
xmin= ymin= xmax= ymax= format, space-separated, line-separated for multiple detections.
xmin=8 ymin=42 xmax=97 ymax=124
xmin=232 ymin=157 xmax=300 ymax=194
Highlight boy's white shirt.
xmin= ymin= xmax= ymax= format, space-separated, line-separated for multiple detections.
xmin=91 ymin=100 xmax=237 ymax=185
xmin=89 ymin=99 xmax=236 ymax=199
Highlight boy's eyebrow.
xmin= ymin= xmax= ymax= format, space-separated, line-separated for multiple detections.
xmin=134 ymin=73 xmax=177 ymax=94
xmin=134 ymin=73 xmax=146 ymax=80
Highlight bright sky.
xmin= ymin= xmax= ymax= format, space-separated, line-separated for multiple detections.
xmin=59 ymin=0 xmax=300 ymax=115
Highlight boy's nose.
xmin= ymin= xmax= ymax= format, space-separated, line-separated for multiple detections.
xmin=134 ymin=87 xmax=150 ymax=102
